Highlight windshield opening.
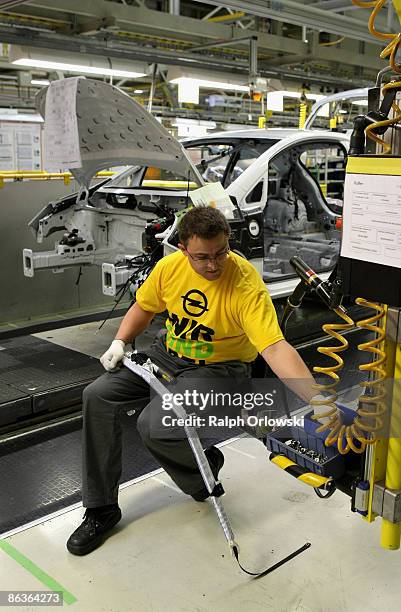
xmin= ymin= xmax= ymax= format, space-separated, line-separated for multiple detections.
xmin=185 ymin=139 xmax=278 ymax=187
xmin=308 ymin=98 xmax=368 ymax=131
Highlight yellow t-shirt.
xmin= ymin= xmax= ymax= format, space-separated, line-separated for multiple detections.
xmin=136 ymin=250 xmax=284 ymax=364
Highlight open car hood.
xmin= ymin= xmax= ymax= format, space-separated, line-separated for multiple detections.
xmin=35 ymin=77 xmax=202 ymax=189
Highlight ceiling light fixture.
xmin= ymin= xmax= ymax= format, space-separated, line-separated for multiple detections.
xmin=30 ymin=79 xmax=50 ymax=86
xmin=167 ymin=67 xmax=250 ymax=104
xmin=14 ymin=59 xmax=145 ymax=79
xmin=266 ymin=90 xmax=325 ymax=112
xmin=10 ymin=45 xmax=147 ymax=80
xmin=170 ymin=77 xmax=249 ymax=93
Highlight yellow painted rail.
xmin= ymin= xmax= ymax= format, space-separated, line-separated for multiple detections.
xmin=0 ymin=170 xmax=115 ymax=188
xmin=0 ymin=171 xmax=198 ymax=189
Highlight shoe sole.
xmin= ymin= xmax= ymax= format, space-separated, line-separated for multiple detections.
xmin=66 ymin=511 xmax=122 ymax=556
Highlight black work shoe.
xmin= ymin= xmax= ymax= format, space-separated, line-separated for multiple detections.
xmin=66 ymin=505 xmax=122 ymax=556
xmin=191 ymin=446 xmax=225 ymax=502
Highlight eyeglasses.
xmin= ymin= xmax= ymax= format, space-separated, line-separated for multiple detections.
xmin=186 ymin=246 xmax=230 ymax=264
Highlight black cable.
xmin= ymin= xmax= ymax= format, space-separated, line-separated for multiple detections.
xmin=185 ymin=169 xmax=191 ymax=209
xmin=280 ymin=281 xmax=308 ymax=334
xmin=98 ymin=263 xmax=148 ymax=330
xmin=314 ymin=485 xmax=336 ymax=499
xmin=75 ymin=266 xmax=82 ymax=286
xmin=97 ymin=246 xmax=161 ymax=331
xmin=233 ymin=542 xmax=311 ymax=578
xmin=97 ymin=276 xmax=133 ymax=331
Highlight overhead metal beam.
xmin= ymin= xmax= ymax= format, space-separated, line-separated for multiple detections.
xmin=267 ymin=53 xmax=312 ymax=67
xmin=0 ymin=0 xmax=385 ymax=72
xmin=312 ymin=0 xmax=358 ymax=9
xmin=331 ymin=6 xmax=360 ymax=12
xmin=190 ymin=34 xmax=256 ymax=52
xmin=190 ymin=0 xmax=387 ymax=45
xmin=75 ymin=15 xmax=117 ymax=35
xmin=14 ymin=0 xmax=306 ymax=53
xmin=0 ymin=0 xmax=28 ymax=8
xmin=202 ymin=6 xmax=221 ymax=21
xmin=0 ymin=26 xmax=246 ymax=72
xmin=0 ymin=25 xmax=364 ymax=88
xmin=0 ymin=0 xmax=384 ymax=81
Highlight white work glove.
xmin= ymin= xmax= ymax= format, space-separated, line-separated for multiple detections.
xmin=100 ymin=339 xmax=126 ymax=371
xmin=309 ymin=393 xmax=333 ymax=425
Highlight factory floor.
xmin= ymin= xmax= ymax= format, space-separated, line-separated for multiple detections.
xmin=1 ymin=319 xmax=401 ymax=611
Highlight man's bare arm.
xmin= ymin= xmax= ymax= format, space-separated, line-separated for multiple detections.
xmin=261 ymin=339 xmax=317 ymax=404
xmin=115 ymin=302 xmax=156 ymax=343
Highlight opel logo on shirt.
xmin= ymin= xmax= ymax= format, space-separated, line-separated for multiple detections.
xmin=181 ymin=289 xmax=209 ymax=317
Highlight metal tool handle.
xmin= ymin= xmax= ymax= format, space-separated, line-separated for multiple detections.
xmin=122 ymin=353 xmax=239 ymax=552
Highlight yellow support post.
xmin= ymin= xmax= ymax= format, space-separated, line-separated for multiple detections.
xmin=381 ymin=337 xmax=401 ymax=550
xmin=366 ymin=306 xmax=391 ymax=523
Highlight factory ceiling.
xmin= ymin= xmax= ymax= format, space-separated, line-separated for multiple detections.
xmin=0 ymin=0 xmax=395 ymax=122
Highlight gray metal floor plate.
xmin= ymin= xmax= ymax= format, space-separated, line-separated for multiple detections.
xmin=0 ymin=414 xmax=159 ymax=535
xmin=0 ymin=335 xmax=104 ymax=426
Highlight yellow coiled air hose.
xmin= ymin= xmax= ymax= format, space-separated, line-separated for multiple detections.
xmin=310 ymin=301 xmax=386 ymax=454
xmin=352 ymin=0 xmax=401 ymax=153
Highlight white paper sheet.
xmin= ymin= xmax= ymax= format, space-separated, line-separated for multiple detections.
xmin=341 ymin=172 xmax=401 ymax=268
xmin=0 ymin=125 xmax=14 ymax=170
xmin=43 ymin=77 xmax=82 ymax=171
xmin=0 ymin=122 xmax=42 ymax=171
xmin=189 ymin=182 xmax=235 ymax=218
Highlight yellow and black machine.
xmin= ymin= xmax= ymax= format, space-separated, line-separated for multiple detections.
xmin=266 ymin=0 xmax=401 ymax=552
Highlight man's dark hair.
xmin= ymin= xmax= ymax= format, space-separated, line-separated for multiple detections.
xmin=178 ymin=206 xmax=230 ymax=246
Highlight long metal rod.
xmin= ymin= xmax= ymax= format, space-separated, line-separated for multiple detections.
xmin=202 ymin=5 xmax=222 ymax=20
xmin=190 ymin=34 xmax=256 ymax=52
xmin=249 ymin=36 xmax=257 ymax=81
xmin=147 ymin=63 xmax=158 ymax=114
xmin=122 ymin=355 xmax=238 ymax=554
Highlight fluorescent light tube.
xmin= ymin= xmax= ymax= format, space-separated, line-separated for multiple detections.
xmin=30 ymin=79 xmax=50 ymax=86
xmin=171 ymin=76 xmax=249 ymax=93
xmin=14 ymin=58 xmax=145 ymax=79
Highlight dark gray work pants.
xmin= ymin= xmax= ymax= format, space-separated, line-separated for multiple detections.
xmin=82 ymin=337 xmax=251 ymax=507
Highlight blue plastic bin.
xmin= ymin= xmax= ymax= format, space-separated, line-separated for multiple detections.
xmin=265 ymin=425 xmax=346 ymax=478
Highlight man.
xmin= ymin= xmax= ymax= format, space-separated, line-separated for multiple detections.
xmin=67 ymin=206 xmax=316 ymax=556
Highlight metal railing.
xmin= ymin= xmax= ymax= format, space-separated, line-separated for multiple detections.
xmin=0 ymin=170 xmax=115 ymax=188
